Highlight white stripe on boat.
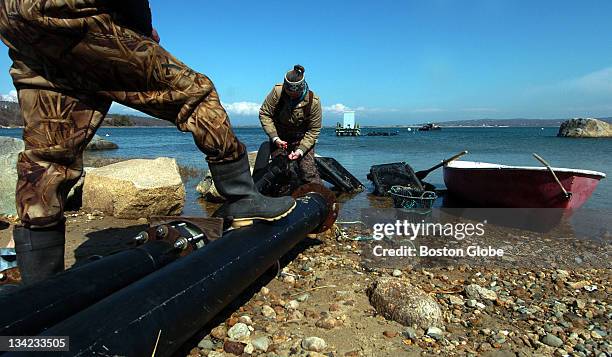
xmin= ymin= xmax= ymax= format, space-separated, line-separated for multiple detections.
xmin=446 ymin=160 xmax=606 ymax=178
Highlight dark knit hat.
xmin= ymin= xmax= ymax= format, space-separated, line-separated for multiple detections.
xmin=283 ymin=65 xmax=306 ymax=94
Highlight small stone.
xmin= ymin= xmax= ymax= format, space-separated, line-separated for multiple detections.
xmin=315 ymin=317 xmax=337 ymax=330
xmin=296 ymin=293 xmax=310 ymax=302
xmin=392 ymin=269 xmax=402 ymax=277
xmin=283 ymin=275 xmax=296 ymax=285
xmin=302 ymin=337 xmax=327 ymax=352
xmin=574 ymin=299 xmax=586 ymax=309
xmin=555 ymin=269 xmax=570 ymax=280
xmin=227 ymin=322 xmax=250 ymax=341
xmin=207 ymin=352 xmax=226 ymax=357
xmin=402 ymin=327 xmax=417 ymax=340
xmin=210 ymin=325 xmax=228 ymax=340
xmin=464 ymin=284 xmax=497 ymax=301
xmin=288 ymin=310 xmax=303 ymax=321
xmin=223 ymin=340 xmax=245 ymax=355
xmin=466 ymin=299 xmax=477 ymax=308
xmin=251 ymin=336 xmax=270 ymax=352
xmin=367 ymin=278 xmax=442 ymax=329
xmin=197 ymin=338 xmax=214 ymax=350
xmin=329 ymin=303 xmax=342 ymax=312
xmin=449 ymin=295 xmax=464 ymax=305
xmin=262 ymin=305 xmax=276 ymax=319
xmin=426 ymin=327 xmax=444 ymax=340
xmin=383 ymin=330 xmax=398 ymax=338
xmin=243 ymin=343 xmax=254 ymax=354
xmin=304 ymin=309 xmax=319 ymax=319
xmin=238 ymin=315 xmax=252 ymax=325
xmin=285 ymin=300 xmax=300 ymax=310
xmin=541 ymin=334 xmax=563 ymax=348
xmin=567 ymin=281 xmax=589 ymax=290
xmin=260 ymin=287 xmax=270 ymax=296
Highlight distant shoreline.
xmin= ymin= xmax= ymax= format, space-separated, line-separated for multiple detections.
xmin=1 ymin=125 xmax=562 ymax=129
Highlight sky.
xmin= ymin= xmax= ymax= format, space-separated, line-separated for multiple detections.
xmin=1 ymin=0 xmax=611 ymax=125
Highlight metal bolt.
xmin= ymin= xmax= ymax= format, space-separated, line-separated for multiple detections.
xmin=134 ymin=231 xmax=149 ymax=243
xmin=156 ymin=225 xmax=169 ymax=238
xmin=174 ymin=237 xmax=189 ymax=250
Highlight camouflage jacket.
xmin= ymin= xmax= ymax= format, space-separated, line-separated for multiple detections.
xmin=259 ymin=84 xmax=322 ymax=153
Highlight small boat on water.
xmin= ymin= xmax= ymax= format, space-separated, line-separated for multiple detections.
xmin=443 ymin=160 xmax=606 ymax=210
xmin=418 ymin=123 xmax=441 ymax=131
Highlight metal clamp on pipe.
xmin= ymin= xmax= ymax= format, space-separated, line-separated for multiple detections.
xmin=0 ymin=219 xmax=218 ymax=337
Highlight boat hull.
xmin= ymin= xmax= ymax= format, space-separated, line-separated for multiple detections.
xmin=443 ymin=162 xmax=604 ymax=209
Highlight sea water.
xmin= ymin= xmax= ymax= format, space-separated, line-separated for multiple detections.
xmin=2 ymin=127 xmax=610 ymax=217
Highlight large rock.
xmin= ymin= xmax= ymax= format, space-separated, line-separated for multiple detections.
xmin=83 ymin=158 xmax=184 ymax=218
xmin=558 ymin=118 xmax=612 ymax=138
xmin=367 ymin=278 xmax=442 ymax=329
xmin=86 ymin=135 xmax=118 ymax=150
xmin=0 ymin=137 xmax=24 ymax=216
xmin=197 ymin=151 xmax=258 ymax=202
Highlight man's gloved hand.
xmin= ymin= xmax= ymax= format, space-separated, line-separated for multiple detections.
xmin=273 ymin=137 xmax=288 ymax=150
xmin=288 ymin=150 xmax=303 ymax=160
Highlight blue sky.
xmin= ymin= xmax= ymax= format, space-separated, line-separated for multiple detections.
xmin=1 ymin=0 xmax=611 ymax=125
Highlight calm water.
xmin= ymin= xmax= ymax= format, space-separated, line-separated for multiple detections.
xmin=2 ymin=127 xmax=611 ymax=218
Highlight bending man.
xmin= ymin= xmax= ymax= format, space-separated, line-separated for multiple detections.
xmin=259 ymin=65 xmax=323 ymax=185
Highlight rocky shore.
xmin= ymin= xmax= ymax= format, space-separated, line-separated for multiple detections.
xmin=1 ymin=210 xmax=608 ymax=357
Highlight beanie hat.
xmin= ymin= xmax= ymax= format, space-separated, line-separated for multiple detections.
xmin=283 ymin=65 xmax=306 ymax=94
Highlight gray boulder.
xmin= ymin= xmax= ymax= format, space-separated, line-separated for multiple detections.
xmin=82 ymin=158 xmax=185 ymax=218
xmin=367 ymin=278 xmax=443 ymax=329
xmin=558 ymin=118 xmax=612 ymax=138
xmin=86 ymin=135 xmax=118 ymax=150
xmin=0 ymin=137 xmax=24 ymax=216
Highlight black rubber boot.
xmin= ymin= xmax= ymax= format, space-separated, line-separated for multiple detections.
xmin=209 ymin=154 xmax=296 ymax=228
xmin=13 ymin=222 xmax=65 ymax=285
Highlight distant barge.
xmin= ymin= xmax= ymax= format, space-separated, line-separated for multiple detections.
xmin=335 ymin=111 xmax=361 ymax=136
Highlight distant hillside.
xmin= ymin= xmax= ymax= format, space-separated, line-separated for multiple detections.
xmin=428 ymin=118 xmax=612 ymax=127
xmin=0 ymin=100 xmax=172 ymax=127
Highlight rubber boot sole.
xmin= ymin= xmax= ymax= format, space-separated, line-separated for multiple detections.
xmin=230 ymin=202 xmax=297 ymax=229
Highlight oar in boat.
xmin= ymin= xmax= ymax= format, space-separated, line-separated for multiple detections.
xmin=532 ymin=153 xmax=572 ymax=199
xmin=415 ymin=150 xmax=469 ymax=180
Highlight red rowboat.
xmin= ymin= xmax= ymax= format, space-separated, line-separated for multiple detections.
xmin=443 ymin=160 xmax=606 ymax=209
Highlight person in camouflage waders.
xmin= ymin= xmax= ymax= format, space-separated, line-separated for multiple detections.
xmin=0 ymin=0 xmax=295 ymax=285
xmin=259 ymin=65 xmax=323 ymax=185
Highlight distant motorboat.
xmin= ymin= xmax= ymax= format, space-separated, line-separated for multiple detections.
xmin=418 ymin=123 xmax=441 ymax=131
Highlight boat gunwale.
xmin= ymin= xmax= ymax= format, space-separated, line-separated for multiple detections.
xmin=445 ymin=160 xmax=606 ymax=179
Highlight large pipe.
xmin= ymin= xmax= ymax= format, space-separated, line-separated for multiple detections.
xmin=0 ymin=240 xmax=179 ymax=336
xmin=34 ymin=193 xmax=329 ymax=357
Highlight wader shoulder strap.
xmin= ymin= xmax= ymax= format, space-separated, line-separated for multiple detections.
xmin=302 ymin=91 xmax=314 ymax=118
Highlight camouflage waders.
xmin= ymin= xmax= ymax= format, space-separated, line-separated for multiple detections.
xmin=0 ymin=0 xmax=245 ymax=228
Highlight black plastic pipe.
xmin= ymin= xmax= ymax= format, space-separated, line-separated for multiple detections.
xmin=0 ymin=240 xmax=178 ymax=336
xmin=35 ymin=194 xmax=329 ymax=357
